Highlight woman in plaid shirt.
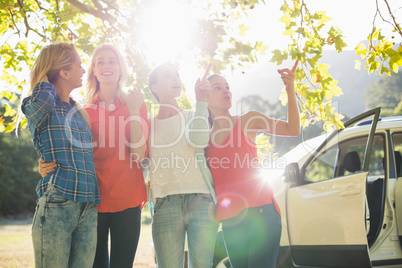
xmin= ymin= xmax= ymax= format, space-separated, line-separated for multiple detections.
xmin=18 ymin=42 xmax=101 ymax=267
xmin=38 ymin=44 xmax=149 ymax=268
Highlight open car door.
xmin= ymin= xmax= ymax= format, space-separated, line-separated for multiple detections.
xmin=286 ymin=107 xmax=381 ymax=267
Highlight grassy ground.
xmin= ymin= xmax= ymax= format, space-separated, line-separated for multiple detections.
xmin=0 ymin=210 xmax=155 ymax=268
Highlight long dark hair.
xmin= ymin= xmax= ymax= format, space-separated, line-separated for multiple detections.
xmin=148 ymin=63 xmax=177 ymax=103
xmin=206 ymin=74 xmax=225 ymax=128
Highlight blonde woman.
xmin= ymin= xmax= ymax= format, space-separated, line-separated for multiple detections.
xmin=39 ymin=44 xmax=148 ymax=268
xmin=18 ymin=42 xmax=100 ymax=268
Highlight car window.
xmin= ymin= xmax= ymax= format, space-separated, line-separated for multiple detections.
xmin=304 ymin=147 xmax=338 ymax=183
xmin=392 ymin=132 xmax=402 ymax=177
xmin=304 ymin=134 xmax=385 ymax=183
xmin=367 ymin=134 xmax=385 ymax=178
xmin=340 ymin=135 xmax=385 ymax=178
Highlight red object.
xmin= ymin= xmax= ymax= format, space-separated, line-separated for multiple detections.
xmin=206 ymin=116 xmax=280 ymax=221
xmin=86 ymin=97 xmax=149 ymax=213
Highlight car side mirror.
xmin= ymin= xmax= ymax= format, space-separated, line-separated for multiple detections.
xmin=284 ymin=162 xmax=300 ymax=184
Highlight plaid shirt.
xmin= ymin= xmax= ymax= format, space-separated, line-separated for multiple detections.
xmin=22 ymin=82 xmax=100 ymax=204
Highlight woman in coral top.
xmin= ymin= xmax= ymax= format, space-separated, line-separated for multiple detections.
xmin=205 ymin=61 xmax=300 ymax=268
xmin=39 ymin=44 xmax=148 ymax=268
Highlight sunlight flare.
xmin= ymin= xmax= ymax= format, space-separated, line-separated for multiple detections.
xmin=137 ymin=1 xmax=202 ymax=64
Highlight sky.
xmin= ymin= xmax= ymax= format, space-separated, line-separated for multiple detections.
xmin=186 ymin=0 xmax=401 ymax=110
xmin=177 ymin=0 xmax=387 ymax=94
xmin=253 ymin=0 xmax=378 ymax=51
xmin=131 ymin=0 xmax=393 ymax=94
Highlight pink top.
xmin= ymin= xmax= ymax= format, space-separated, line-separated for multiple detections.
xmin=206 ymin=116 xmax=280 ymax=221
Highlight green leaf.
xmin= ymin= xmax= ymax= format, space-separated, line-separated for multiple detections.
xmin=4 ymin=104 xmax=17 ymax=117
xmin=283 ymin=28 xmax=295 ymax=36
xmin=328 ymin=81 xmax=343 ymax=96
xmin=334 ymin=37 xmax=347 ymax=52
xmin=317 ymin=63 xmax=330 ymax=78
xmin=280 ymin=2 xmax=291 ymax=13
xmin=370 ymin=27 xmax=379 ymax=40
xmin=380 ymin=65 xmax=391 ymax=76
xmin=306 ymin=54 xmax=321 ymax=68
xmin=254 ymin=41 xmax=269 ymax=55
xmin=327 ymin=26 xmax=337 ymax=37
xmin=238 ymin=24 xmax=250 ymax=36
xmin=295 ymin=27 xmax=306 ymax=35
xmin=279 ymin=13 xmax=292 ymax=27
xmin=270 ymin=49 xmax=288 ymax=65
xmin=355 ymin=43 xmax=367 ymax=56
xmin=369 ymin=61 xmax=380 ymax=73
xmin=354 ymin=60 xmax=362 ymax=70
xmin=389 ymin=60 xmax=400 ymax=73
xmin=5 ymin=122 xmax=15 ymax=133
xmin=290 ymin=8 xmax=301 ymax=18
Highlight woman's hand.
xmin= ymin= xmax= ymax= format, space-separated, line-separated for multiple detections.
xmin=194 ymin=63 xmax=212 ymax=102
xmin=277 ymin=60 xmax=299 ymax=93
xmin=122 ymin=88 xmax=145 ymax=115
xmin=38 ymin=158 xmax=57 ymax=178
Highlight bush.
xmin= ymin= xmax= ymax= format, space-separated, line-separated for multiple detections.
xmin=0 ymin=129 xmax=40 ymax=215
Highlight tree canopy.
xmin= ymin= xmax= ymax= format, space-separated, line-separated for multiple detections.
xmin=1 ymin=0 xmax=401 ymax=132
xmin=365 ymin=72 xmax=402 ymax=114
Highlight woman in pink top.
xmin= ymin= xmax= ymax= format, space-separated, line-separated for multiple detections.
xmin=205 ymin=61 xmax=300 ymax=268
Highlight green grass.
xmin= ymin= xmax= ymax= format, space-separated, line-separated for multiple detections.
xmin=0 ymin=211 xmax=155 ymax=268
xmin=0 ymin=219 xmax=34 ymax=268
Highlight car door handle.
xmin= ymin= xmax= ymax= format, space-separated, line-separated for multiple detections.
xmin=341 ymin=188 xmax=361 ymax=196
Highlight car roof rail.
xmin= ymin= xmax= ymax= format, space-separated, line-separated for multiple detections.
xmin=356 ymin=116 xmax=402 ymax=126
xmin=356 ymin=118 xmax=382 ymax=126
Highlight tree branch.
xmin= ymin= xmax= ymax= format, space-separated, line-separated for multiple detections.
xmin=382 ymin=0 xmax=402 ymax=37
xmin=34 ymin=0 xmax=45 ymax=10
xmin=8 ymin=10 xmax=21 ymax=37
xmin=16 ymin=0 xmax=46 ymax=39
xmin=91 ymin=0 xmax=102 ymax=11
xmin=369 ymin=0 xmax=380 ymax=49
xmin=65 ymin=0 xmax=117 ymax=25
xmin=101 ymin=0 xmax=124 ymax=17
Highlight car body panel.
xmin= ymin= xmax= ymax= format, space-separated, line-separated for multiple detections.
xmin=282 ymin=108 xmax=381 ymax=267
xmin=287 ymin=173 xmax=368 ymax=246
xmin=287 ymin=173 xmax=371 ymax=267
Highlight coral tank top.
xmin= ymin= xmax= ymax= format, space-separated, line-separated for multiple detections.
xmin=206 ymin=116 xmax=280 ymax=221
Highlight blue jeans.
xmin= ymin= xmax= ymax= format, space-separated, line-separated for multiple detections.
xmin=93 ymin=206 xmax=141 ymax=268
xmin=32 ymin=184 xmax=98 ymax=268
xmin=152 ymin=194 xmax=219 ymax=268
xmin=222 ymin=203 xmax=282 ymax=268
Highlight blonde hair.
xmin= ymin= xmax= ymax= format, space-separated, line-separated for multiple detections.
xmin=15 ymin=42 xmax=90 ymax=134
xmin=85 ymin=44 xmax=128 ymax=104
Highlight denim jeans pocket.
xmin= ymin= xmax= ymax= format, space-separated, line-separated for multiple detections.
xmin=153 ymin=198 xmax=168 ymax=212
xmin=46 ymin=191 xmax=71 ymax=207
xmin=198 ymin=193 xmax=213 ymax=202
